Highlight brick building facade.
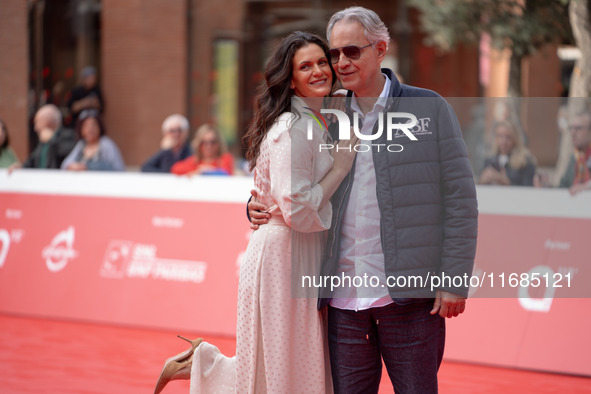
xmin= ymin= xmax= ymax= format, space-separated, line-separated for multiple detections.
xmin=0 ymin=1 xmax=29 ymax=161
xmin=0 ymin=0 xmax=564 ymax=168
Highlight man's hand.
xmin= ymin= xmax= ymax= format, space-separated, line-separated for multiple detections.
xmin=160 ymin=134 xmax=176 ymax=150
xmin=430 ymin=290 xmax=466 ymax=318
xmin=248 ymin=189 xmax=270 ymax=230
xmin=72 ymin=96 xmax=101 ymax=113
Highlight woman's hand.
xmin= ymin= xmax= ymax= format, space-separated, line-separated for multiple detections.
xmin=330 ymin=132 xmax=359 ymax=176
xmin=315 ymin=133 xmax=359 ymax=208
xmin=533 ymin=172 xmax=550 ymax=188
xmin=67 ymin=162 xmax=87 ymax=171
xmin=325 ymin=89 xmax=348 ymax=124
xmin=248 ymin=189 xmax=270 ymax=230
xmin=479 ymin=167 xmax=509 ymax=186
xmin=7 ymin=162 xmax=22 ymax=175
xmin=83 ymin=145 xmax=99 ymax=160
xmin=570 ymin=181 xmax=591 ymax=195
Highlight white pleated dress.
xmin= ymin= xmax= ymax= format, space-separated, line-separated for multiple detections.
xmin=190 ymin=110 xmax=334 ymax=394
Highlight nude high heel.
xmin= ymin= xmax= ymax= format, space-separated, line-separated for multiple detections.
xmin=154 ymin=335 xmax=203 ymax=394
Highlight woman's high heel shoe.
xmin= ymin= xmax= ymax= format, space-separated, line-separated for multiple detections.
xmin=154 ymin=335 xmax=203 ymax=394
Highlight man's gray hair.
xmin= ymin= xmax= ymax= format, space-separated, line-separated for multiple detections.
xmin=327 ymin=6 xmax=390 ymax=49
xmin=161 ymin=114 xmax=189 ymax=134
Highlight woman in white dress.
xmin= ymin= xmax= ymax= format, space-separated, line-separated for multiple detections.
xmin=154 ymin=31 xmax=357 ymax=394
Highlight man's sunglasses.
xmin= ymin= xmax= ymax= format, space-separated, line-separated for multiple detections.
xmin=329 ymin=43 xmax=374 ymax=64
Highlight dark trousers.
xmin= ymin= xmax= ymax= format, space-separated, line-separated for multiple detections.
xmin=328 ymin=300 xmax=445 ymax=394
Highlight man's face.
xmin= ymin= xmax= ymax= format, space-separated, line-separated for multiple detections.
xmin=83 ymin=74 xmax=97 ymax=90
xmin=164 ymin=123 xmax=187 ymax=148
xmin=329 ymin=20 xmax=381 ymax=96
xmin=569 ymin=114 xmax=591 ymax=151
xmin=494 ymin=125 xmax=516 ymax=156
xmin=34 ymin=109 xmax=53 ymax=134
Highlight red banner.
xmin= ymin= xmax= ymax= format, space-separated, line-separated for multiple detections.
xmin=1 ymin=171 xmax=590 ymax=375
xmin=0 ymin=171 xmax=253 ymax=336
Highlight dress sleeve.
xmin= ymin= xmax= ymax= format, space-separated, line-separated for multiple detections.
xmin=267 ymin=118 xmax=332 ymax=233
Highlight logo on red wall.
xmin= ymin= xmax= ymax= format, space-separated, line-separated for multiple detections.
xmin=42 ymin=226 xmax=78 ymax=272
xmin=100 ymin=241 xmax=133 ymax=279
xmin=0 ymin=229 xmax=10 ymax=268
xmin=100 ymin=240 xmax=207 ymax=283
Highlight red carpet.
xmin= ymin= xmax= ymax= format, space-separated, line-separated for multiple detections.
xmin=0 ymin=314 xmax=589 ymax=393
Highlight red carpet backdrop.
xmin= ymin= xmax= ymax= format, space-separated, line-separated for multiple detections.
xmin=0 ymin=170 xmax=590 ymax=376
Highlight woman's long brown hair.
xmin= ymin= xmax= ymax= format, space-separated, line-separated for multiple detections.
xmin=242 ymin=31 xmax=335 ymax=171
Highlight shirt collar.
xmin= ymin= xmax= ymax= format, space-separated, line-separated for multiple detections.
xmin=350 ymin=73 xmax=391 ymax=114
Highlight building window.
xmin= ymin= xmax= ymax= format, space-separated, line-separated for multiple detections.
xmin=212 ymin=39 xmax=239 ymax=146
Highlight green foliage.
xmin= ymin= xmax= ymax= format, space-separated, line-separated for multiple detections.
xmin=408 ymin=0 xmax=573 ymax=55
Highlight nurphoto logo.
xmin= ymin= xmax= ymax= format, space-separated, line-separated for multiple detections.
xmin=304 ymin=107 xmax=419 ymax=153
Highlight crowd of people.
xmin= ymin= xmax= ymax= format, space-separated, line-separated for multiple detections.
xmin=1 ymin=65 xmax=237 ymax=177
xmin=479 ymin=120 xmax=537 ymax=187
xmin=476 ymin=109 xmax=591 ymax=194
xmin=1 ymin=108 xmax=235 ymax=177
xmin=3 ymin=76 xmax=590 ymax=196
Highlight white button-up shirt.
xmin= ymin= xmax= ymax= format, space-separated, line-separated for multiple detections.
xmin=330 ymin=74 xmax=394 ymax=311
